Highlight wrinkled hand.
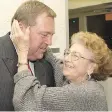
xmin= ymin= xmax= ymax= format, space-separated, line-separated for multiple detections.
xmin=11 ymin=19 xmax=30 ymax=55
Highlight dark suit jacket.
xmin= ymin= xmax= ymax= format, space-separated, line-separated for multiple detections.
xmin=0 ymin=32 xmax=55 ymax=110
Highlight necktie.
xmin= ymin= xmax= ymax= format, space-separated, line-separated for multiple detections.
xmin=28 ymin=62 xmax=33 ymax=75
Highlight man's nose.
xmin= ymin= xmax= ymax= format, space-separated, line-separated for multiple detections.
xmin=45 ymin=36 xmax=52 ymax=45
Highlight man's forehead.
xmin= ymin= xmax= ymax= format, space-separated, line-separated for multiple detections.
xmin=35 ymin=13 xmax=54 ymax=23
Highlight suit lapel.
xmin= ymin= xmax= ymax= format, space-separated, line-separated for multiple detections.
xmin=2 ymin=58 xmax=18 ymax=77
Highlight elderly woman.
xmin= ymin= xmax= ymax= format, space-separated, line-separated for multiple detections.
xmin=12 ymin=20 xmax=111 ymax=111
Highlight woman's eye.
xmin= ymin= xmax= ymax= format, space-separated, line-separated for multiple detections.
xmin=64 ymin=53 xmax=68 ymax=55
xmin=72 ymin=53 xmax=78 ymax=58
xmin=64 ymin=51 xmax=69 ymax=56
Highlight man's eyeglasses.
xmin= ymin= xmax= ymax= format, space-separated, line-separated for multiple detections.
xmin=64 ymin=49 xmax=95 ymax=62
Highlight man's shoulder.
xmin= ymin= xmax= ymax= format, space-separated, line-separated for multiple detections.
xmin=0 ymin=32 xmax=15 ymax=58
xmin=0 ymin=32 xmax=10 ymax=44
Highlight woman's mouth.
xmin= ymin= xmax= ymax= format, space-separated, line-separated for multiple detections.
xmin=64 ymin=63 xmax=74 ymax=69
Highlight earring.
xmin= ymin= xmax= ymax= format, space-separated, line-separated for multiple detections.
xmin=87 ymin=74 xmax=91 ymax=80
xmin=85 ymin=72 xmax=91 ymax=81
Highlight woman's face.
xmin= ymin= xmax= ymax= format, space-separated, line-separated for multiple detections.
xmin=63 ymin=42 xmax=94 ymax=83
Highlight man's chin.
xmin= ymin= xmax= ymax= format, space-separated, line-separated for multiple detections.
xmin=28 ymin=54 xmax=44 ymax=61
xmin=37 ymin=54 xmax=44 ymax=59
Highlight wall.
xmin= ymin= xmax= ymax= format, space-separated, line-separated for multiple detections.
xmin=0 ymin=0 xmax=26 ymax=36
xmin=68 ymin=0 xmax=112 ymax=9
xmin=0 ymin=0 xmax=69 ymax=59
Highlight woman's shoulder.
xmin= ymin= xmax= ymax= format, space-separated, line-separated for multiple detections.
xmin=81 ymin=80 xmax=106 ymax=98
xmin=69 ymin=80 xmax=105 ymax=95
xmin=87 ymin=80 xmax=104 ymax=91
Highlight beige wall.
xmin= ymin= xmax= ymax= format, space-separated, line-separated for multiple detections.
xmin=68 ymin=0 xmax=112 ymax=9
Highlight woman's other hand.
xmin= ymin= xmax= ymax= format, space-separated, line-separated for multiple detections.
xmin=11 ymin=20 xmax=30 ymax=72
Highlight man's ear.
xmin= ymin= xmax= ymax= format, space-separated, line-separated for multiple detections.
xmin=19 ymin=22 xmax=27 ymax=33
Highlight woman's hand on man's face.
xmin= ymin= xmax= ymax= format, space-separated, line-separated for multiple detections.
xmin=11 ymin=19 xmax=30 ymax=55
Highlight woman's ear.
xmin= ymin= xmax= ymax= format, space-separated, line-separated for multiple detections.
xmin=87 ymin=63 xmax=96 ymax=75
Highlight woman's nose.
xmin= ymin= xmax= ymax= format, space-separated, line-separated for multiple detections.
xmin=65 ymin=54 xmax=72 ymax=62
